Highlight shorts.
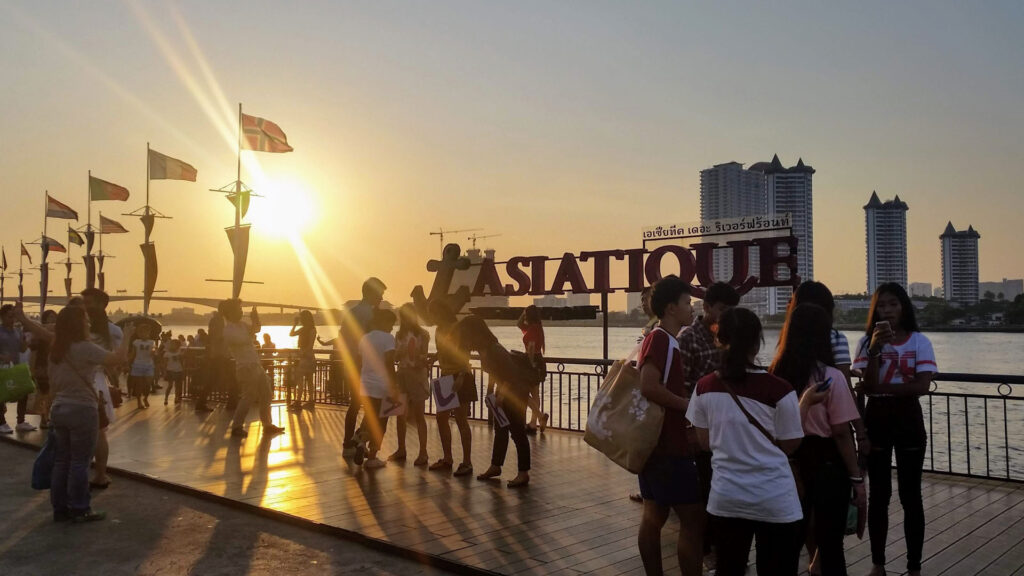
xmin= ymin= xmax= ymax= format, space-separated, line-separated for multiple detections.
xmin=454 ymin=371 xmax=478 ymax=404
xmin=397 ymin=368 xmax=430 ymax=404
xmin=638 ymin=455 xmax=701 ymax=506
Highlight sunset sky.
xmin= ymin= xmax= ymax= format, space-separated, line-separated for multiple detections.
xmin=2 ymin=1 xmax=1022 ymax=312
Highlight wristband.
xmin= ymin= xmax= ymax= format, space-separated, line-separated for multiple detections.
xmin=850 ymin=476 xmax=864 ymax=484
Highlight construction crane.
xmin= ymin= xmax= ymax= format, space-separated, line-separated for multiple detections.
xmin=429 ymin=228 xmax=482 ymax=252
xmin=467 ymin=233 xmax=501 ymax=250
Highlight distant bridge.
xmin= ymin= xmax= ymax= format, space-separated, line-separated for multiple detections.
xmin=10 ymin=295 xmax=330 ymax=312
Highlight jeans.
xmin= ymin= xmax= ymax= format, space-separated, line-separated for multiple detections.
xmin=868 ymin=444 xmax=925 ymax=571
xmin=712 ymin=514 xmax=803 ymax=576
xmin=491 ymin=387 xmax=530 ymax=472
xmin=798 ymin=436 xmax=852 ymax=576
xmin=49 ymin=403 xmax=99 ymax=514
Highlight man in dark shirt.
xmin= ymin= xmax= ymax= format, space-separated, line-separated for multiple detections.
xmin=341 ymin=277 xmax=387 ymax=456
xmin=676 ymin=281 xmax=739 ymax=568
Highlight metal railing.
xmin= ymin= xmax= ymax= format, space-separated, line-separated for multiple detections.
xmin=173 ymin=348 xmax=1024 ymax=482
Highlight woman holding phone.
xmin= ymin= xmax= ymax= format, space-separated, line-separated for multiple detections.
xmin=853 ymin=283 xmax=936 ymax=576
xmin=772 ymin=303 xmax=865 ymax=576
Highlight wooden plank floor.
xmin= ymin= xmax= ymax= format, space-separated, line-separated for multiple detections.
xmin=11 ymin=400 xmax=1024 ymax=575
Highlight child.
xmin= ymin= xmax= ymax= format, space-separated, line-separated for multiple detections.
xmin=129 ymin=325 xmax=157 ymax=409
xmin=163 ymin=339 xmax=184 ymax=405
xmin=353 ymin=309 xmax=398 ymax=469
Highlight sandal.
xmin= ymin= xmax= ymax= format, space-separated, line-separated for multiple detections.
xmin=414 ymin=455 xmax=429 ymax=467
xmin=388 ymin=451 xmax=407 ymax=462
xmin=476 ymin=467 xmax=502 ymax=481
xmin=428 ymin=459 xmax=453 ymax=471
xmin=453 ymin=463 xmax=474 ymax=477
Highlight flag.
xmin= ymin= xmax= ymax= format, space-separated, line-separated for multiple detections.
xmin=1 ymin=247 xmax=6 ymax=270
xmin=46 ymin=194 xmax=79 ymax=220
xmin=241 ymin=112 xmax=293 ymax=153
xmin=68 ymin=227 xmax=85 ymax=246
xmin=83 ymin=255 xmax=95 ymax=289
xmin=21 ymin=243 xmax=32 ymax=265
xmin=42 ymin=236 xmax=66 ymax=253
xmin=227 ymin=191 xmax=251 ymax=219
xmin=141 ymin=213 xmax=155 ymax=242
xmin=99 ymin=215 xmax=129 ymax=234
xmin=149 ymin=149 xmax=197 ymax=181
xmin=141 ymin=242 xmax=158 ymax=315
xmin=89 ymin=175 xmax=130 ymax=201
xmin=226 ymin=225 xmax=251 ymax=298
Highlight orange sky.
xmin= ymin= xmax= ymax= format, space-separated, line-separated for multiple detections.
xmin=2 ymin=2 xmax=1022 ymax=313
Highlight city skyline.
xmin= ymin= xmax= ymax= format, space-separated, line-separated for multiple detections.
xmin=1 ymin=2 xmax=1022 ymax=313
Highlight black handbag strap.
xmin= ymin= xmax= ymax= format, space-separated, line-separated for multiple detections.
xmin=720 ymin=377 xmax=777 ymax=446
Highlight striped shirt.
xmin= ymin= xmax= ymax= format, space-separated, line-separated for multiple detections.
xmin=831 ymin=329 xmax=851 ymax=366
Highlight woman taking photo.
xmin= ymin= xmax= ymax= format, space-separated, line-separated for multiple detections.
xmin=391 ymin=304 xmax=431 ymax=466
xmin=853 ymin=283 xmax=936 ymax=576
xmin=771 ymin=303 xmax=865 ymax=576
xmin=687 ymin=307 xmax=818 ymax=576
xmin=16 ymin=304 xmax=132 ymax=522
xmin=517 ymin=306 xmax=548 ymax=434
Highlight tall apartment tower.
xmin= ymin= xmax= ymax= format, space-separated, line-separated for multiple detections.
xmin=864 ymin=192 xmax=909 ymax=293
xmin=749 ymin=155 xmax=815 ymax=314
xmin=700 ymin=162 xmax=767 ymax=314
xmin=940 ymin=222 xmax=980 ymax=305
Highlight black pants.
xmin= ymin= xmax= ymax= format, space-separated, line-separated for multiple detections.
xmin=798 ymin=436 xmax=852 ymax=576
xmin=491 ymin=388 xmax=530 ymax=472
xmin=868 ymin=444 xmax=925 ymax=571
xmin=1 ymin=397 xmax=28 ymax=425
xmin=695 ymin=449 xmax=714 ymax=555
xmin=711 ymin=514 xmax=802 ymax=576
xmin=344 ymin=385 xmax=364 ymax=446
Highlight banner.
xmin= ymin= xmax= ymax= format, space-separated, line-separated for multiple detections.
xmin=64 ymin=277 xmax=72 ymax=299
xmin=85 ymin=231 xmax=95 ymax=254
xmin=225 ymin=225 xmax=250 ymax=299
xmin=98 ymin=272 xmax=105 ymax=292
xmin=18 ymin=270 xmax=24 ymax=300
xmin=39 ymin=265 xmax=48 ymax=311
xmin=227 ymin=192 xmax=251 ymax=219
xmin=141 ymin=213 xmax=155 ymax=242
xmin=141 ymin=242 xmax=158 ymax=315
xmin=83 ymin=255 xmax=96 ymax=289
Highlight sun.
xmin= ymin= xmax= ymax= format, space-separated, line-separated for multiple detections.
xmin=250 ymin=176 xmax=317 ymax=239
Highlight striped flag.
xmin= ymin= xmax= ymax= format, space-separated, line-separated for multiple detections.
xmin=68 ymin=227 xmax=85 ymax=247
xmin=99 ymin=215 xmax=129 ymax=234
xmin=21 ymin=243 xmax=32 ymax=265
xmin=46 ymin=194 xmax=79 ymax=220
xmin=241 ymin=113 xmax=293 ymax=153
xmin=89 ymin=176 xmax=130 ymax=201
xmin=42 ymin=236 xmax=66 ymax=253
xmin=149 ymin=149 xmax=198 ymax=181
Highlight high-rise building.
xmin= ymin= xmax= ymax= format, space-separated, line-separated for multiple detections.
xmin=909 ymin=282 xmax=933 ymax=298
xmin=940 ymin=222 xmax=980 ymax=305
xmin=749 ymin=155 xmax=815 ymax=314
xmin=864 ymin=192 xmax=909 ymax=293
xmin=700 ymin=162 xmax=767 ymax=315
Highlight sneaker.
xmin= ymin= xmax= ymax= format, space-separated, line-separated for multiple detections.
xmin=342 ymin=441 xmax=357 ymax=457
xmin=263 ymin=425 xmax=285 ymax=436
xmin=16 ymin=422 xmax=37 ymax=432
xmin=70 ymin=510 xmax=106 ymax=523
xmin=0 ymin=424 xmax=12 ymax=434
xmin=353 ymin=443 xmax=366 ymax=466
xmin=364 ymin=458 xmax=385 ymax=469
xmin=230 ymin=427 xmax=248 ymax=438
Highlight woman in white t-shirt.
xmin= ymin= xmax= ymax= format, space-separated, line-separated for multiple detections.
xmin=772 ymin=303 xmax=866 ymax=576
xmin=687 ymin=307 xmax=820 ymax=576
xmin=129 ymin=324 xmax=156 ymax=409
xmin=353 ymin=309 xmax=398 ymax=469
xmin=852 ymin=283 xmax=936 ymax=576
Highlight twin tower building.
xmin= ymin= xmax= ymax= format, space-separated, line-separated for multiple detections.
xmin=700 ymin=157 xmax=981 ymax=311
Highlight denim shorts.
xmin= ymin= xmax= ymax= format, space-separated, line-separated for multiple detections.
xmin=639 ymin=454 xmax=701 ymax=506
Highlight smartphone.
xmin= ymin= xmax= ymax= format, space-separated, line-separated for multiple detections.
xmin=876 ymin=320 xmax=891 ymax=333
xmin=815 ymin=377 xmax=833 ymax=393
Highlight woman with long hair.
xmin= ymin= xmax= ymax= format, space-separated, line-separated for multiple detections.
xmin=429 ymin=300 xmax=474 ymax=477
xmin=221 ymin=299 xmax=285 ymax=438
xmin=517 ymin=305 xmax=548 ymax=434
xmin=391 ymin=304 xmax=431 ymax=466
xmin=289 ymin=310 xmax=318 ymax=411
xmin=459 ymin=315 xmax=535 ymax=487
xmin=853 ymin=283 xmax=936 ymax=576
xmin=771 ymin=303 xmax=865 ymax=576
xmin=16 ymin=304 xmax=132 ymax=522
xmin=687 ymin=307 xmax=818 ymax=576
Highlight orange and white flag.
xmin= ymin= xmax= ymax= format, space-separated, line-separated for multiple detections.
xmin=46 ymin=194 xmax=79 ymax=220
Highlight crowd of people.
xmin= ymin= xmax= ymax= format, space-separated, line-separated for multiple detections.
xmin=633 ymin=276 xmax=935 ymax=576
xmin=1 ymin=275 xmax=936 ymax=576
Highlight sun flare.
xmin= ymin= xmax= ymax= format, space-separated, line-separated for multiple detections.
xmin=251 ymin=176 xmax=317 ymax=239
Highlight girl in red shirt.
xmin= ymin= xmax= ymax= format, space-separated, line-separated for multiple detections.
xmin=517 ymin=306 xmax=548 ymax=434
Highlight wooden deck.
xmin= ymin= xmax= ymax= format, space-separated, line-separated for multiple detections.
xmin=9 ymin=400 xmax=1024 ymax=575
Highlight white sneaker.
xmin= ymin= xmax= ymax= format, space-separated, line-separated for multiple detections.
xmin=0 ymin=424 xmax=12 ymax=434
xmin=15 ymin=422 xmax=37 ymax=432
xmin=364 ymin=458 xmax=385 ymax=469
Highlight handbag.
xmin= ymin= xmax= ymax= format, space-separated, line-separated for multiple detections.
xmin=0 ymin=363 xmax=36 ymax=403
xmin=584 ymin=329 xmax=673 ymax=474
xmin=720 ymin=378 xmax=804 ymax=499
xmin=32 ymin=428 xmax=56 ymax=490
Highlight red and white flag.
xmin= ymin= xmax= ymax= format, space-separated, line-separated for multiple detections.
xmin=149 ymin=148 xmax=198 ymax=181
xmin=99 ymin=215 xmax=129 ymax=234
xmin=89 ymin=175 xmax=130 ymax=201
xmin=241 ymin=112 xmax=293 ymax=153
xmin=21 ymin=243 xmax=32 ymax=264
xmin=42 ymin=236 xmax=66 ymax=253
xmin=46 ymin=194 xmax=79 ymax=220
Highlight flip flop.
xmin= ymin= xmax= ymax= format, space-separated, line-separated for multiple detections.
xmin=507 ymin=477 xmax=530 ymax=488
xmin=476 ymin=469 xmax=502 ymax=481
xmin=428 ymin=459 xmax=453 ymax=471
xmin=453 ymin=463 xmax=474 ymax=477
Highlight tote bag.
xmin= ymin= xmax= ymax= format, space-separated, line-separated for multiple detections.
xmin=0 ymin=363 xmax=36 ymax=403
xmin=584 ymin=330 xmax=673 ymax=474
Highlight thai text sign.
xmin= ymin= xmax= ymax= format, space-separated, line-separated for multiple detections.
xmin=642 ymin=213 xmax=792 ymax=242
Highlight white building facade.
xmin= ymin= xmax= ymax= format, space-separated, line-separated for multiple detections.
xmin=940 ymin=222 xmax=980 ymax=305
xmin=864 ymin=192 xmax=909 ymax=293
